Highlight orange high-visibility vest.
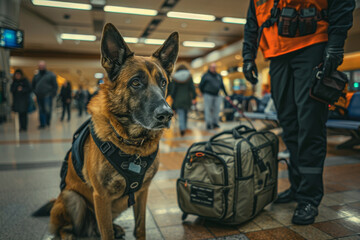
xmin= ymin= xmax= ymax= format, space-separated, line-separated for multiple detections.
xmin=255 ymin=0 xmax=329 ymax=58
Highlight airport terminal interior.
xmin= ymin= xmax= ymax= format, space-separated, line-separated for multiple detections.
xmin=1 ymin=0 xmax=360 ymax=239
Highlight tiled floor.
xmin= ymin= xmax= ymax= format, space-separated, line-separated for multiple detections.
xmin=0 ymin=110 xmax=360 ymax=240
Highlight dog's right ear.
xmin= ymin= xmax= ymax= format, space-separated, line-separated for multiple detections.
xmin=101 ymin=23 xmax=134 ymax=81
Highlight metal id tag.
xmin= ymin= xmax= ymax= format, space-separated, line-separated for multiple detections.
xmin=129 ymin=162 xmax=141 ymax=174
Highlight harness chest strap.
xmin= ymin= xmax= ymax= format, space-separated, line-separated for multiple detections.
xmin=89 ymin=122 xmax=158 ymax=207
xmin=59 ymin=118 xmax=158 ymax=207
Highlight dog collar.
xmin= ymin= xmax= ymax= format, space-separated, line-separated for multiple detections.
xmin=109 ymin=122 xmax=146 ymax=147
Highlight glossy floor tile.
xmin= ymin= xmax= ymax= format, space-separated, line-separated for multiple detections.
xmin=0 ymin=111 xmax=360 ymax=240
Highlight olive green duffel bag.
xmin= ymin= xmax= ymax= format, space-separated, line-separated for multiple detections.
xmin=177 ymin=125 xmax=279 ymax=225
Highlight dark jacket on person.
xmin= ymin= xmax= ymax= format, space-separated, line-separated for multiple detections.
xmin=169 ymin=70 xmax=196 ymax=110
xmin=32 ymin=70 xmax=58 ymax=98
xmin=11 ymin=77 xmax=31 ymax=113
xmin=242 ymin=0 xmax=355 ymax=61
xmin=199 ymin=71 xmax=228 ymax=96
xmin=60 ymin=84 xmax=72 ymax=103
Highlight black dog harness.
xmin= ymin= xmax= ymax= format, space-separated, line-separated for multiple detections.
xmin=60 ymin=118 xmax=158 ymax=207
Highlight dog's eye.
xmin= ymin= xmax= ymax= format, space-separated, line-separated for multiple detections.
xmin=161 ymin=79 xmax=167 ymax=88
xmin=131 ymin=79 xmax=141 ymax=88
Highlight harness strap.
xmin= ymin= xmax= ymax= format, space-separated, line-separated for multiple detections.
xmin=90 ymin=121 xmax=158 ymax=207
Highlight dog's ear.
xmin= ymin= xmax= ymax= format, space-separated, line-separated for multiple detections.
xmin=152 ymin=32 xmax=179 ymax=76
xmin=101 ymin=23 xmax=134 ymax=81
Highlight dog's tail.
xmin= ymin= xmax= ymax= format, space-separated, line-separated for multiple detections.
xmin=32 ymin=199 xmax=56 ymax=217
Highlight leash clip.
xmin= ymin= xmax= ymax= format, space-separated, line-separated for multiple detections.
xmin=316 ymin=71 xmax=323 ymax=80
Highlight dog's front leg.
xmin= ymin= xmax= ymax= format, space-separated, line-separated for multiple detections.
xmin=93 ymin=192 xmax=114 ymax=240
xmin=133 ymin=189 xmax=149 ymax=240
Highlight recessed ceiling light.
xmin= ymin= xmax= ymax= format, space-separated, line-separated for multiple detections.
xmin=183 ymin=41 xmax=215 ymax=48
xmin=60 ymin=33 xmax=96 ymax=41
xmin=167 ymin=11 xmax=215 ymax=21
xmin=222 ymin=17 xmax=247 ymax=24
xmin=123 ymin=37 xmax=139 ymax=44
xmin=94 ymin=73 xmax=104 ymax=79
xmin=220 ymin=70 xmax=228 ymax=76
xmin=237 ymin=67 xmax=243 ymax=72
xmin=104 ymin=5 xmax=157 ymax=16
xmin=235 ymin=55 xmax=242 ymax=60
xmin=32 ymin=0 xmax=92 ymax=10
xmin=144 ymin=39 xmax=165 ymax=45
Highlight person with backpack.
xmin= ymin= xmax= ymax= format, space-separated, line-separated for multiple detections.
xmin=242 ymin=0 xmax=355 ymax=225
xmin=11 ymin=69 xmax=31 ymax=131
xmin=32 ymin=61 xmax=58 ymax=129
xmin=169 ymin=64 xmax=197 ymax=136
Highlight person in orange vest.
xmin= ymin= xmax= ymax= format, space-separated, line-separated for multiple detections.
xmin=242 ymin=0 xmax=355 ymax=225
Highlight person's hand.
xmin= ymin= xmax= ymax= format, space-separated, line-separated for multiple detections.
xmin=243 ymin=60 xmax=258 ymax=85
xmin=192 ymin=99 xmax=197 ymax=105
xmin=66 ymin=99 xmax=71 ymax=104
xmin=17 ymin=86 xmax=23 ymax=91
xmin=322 ymin=46 xmax=344 ymax=77
xmin=225 ymin=96 xmax=231 ymax=102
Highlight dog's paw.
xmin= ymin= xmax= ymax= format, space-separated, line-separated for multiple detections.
xmin=60 ymin=233 xmax=75 ymax=240
xmin=113 ymin=224 xmax=125 ymax=239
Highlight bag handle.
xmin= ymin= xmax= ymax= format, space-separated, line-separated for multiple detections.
xmin=209 ymin=125 xmax=255 ymax=142
xmin=232 ymin=125 xmax=256 ymax=138
xmin=209 ymin=130 xmax=233 ymax=142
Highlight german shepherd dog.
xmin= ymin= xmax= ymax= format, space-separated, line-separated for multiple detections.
xmin=48 ymin=23 xmax=178 ymax=239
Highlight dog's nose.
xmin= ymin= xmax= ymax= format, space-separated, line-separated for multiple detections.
xmin=154 ymin=104 xmax=173 ymax=123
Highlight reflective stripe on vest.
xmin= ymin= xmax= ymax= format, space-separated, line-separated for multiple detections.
xmin=255 ymin=0 xmax=329 ymax=59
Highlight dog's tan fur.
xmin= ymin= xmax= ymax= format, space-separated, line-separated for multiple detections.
xmin=49 ymin=23 xmax=178 ymax=240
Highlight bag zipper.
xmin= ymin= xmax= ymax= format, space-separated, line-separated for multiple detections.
xmin=187 ymin=150 xmax=229 ymax=186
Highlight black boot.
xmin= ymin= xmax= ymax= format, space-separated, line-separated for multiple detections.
xmin=292 ymin=203 xmax=318 ymax=225
xmin=274 ymin=189 xmax=296 ymax=204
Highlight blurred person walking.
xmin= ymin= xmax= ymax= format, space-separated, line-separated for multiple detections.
xmin=32 ymin=60 xmax=58 ymax=129
xmin=199 ymin=63 xmax=229 ymax=130
xmin=10 ymin=69 xmax=31 ymax=131
xmin=169 ymin=64 xmax=197 ymax=136
xmin=242 ymin=0 xmax=355 ymax=225
xmin=59 ymin=81 xmax=72 ymax=122
xmin=74 ymin=85 xmax=85 ymax=117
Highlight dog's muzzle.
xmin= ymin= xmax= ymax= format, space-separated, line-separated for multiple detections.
xmin=154 ymin=102 xmax=173 ymax=126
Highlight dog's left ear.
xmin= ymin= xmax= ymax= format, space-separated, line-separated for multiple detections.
xmin=101 ymin=23 xmax=134 ymax=81
xmin=152 ymin=32 xmax=179 ymax=76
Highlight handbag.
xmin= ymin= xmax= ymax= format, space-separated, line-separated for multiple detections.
xmin=310 ymin=65 xmax=349 ymax=105
xmin=28 ymin=94 xmax=36 ymax=113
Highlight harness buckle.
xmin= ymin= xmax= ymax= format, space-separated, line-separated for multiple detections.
xmin=100 ymin=142 xmax=111 ymax=154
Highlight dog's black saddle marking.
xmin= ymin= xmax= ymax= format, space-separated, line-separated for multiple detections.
xmin=60 ymin=118 xmax=158 ymax=207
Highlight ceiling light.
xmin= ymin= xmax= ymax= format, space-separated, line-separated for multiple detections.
xmin=167 ymin=11 xmax=215 ymax=21
xmin=94 ymin=73 xmax=104 ymax=79
xmin=144 ymin=39 xmax=165 ymax=45
xmin=222 ymin=17 xmax=247 ymax=24
xmin=60 ymin=33 xmax=96 ymax=41
xmin=220 ymin=70 xmax=228 ymax=76
xmin=32 ymin=0 xmax=92 ymax=10
xmin=123 ymin=37 xmax=139 ymax=44
xmin=183 ymin=41 xmax=215 ymax=48
xmin=104 ymin=5 xmax=157 ymax=16
xmin=237 ymin=67 xmax=243 ymax=72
